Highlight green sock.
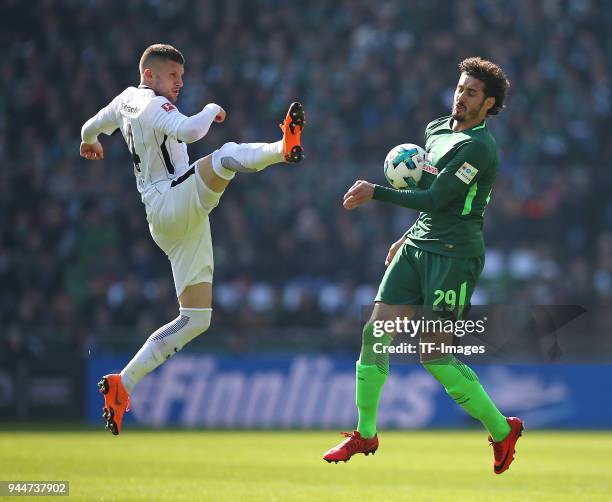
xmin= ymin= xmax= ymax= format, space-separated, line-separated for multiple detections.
xmin=423 ymin=355 xmax=511 ymax=442
xmin=355 ymin=323 xmax=393 ymax=439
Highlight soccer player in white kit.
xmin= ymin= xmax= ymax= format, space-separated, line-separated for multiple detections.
xmin=79 ymin=44 xmax=305 ymax=435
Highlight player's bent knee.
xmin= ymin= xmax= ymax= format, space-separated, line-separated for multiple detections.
xmin=179 ymin=282 xmax=212 ymax=309
xmin=195 ymin=176 xmax=223 ymax=213
xmin=180 ymin=307 xmax=212 ymax=339
xmin=147 ymin=308 xmax=212 ymax=362
xmin=214 ymin=142 xmax=254 ymax=173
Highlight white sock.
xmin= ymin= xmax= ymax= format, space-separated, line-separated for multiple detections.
xmin=120 ymin=308 xmax=212 ymax=394
xmin=212 ymin=141 xmax=284 ymax=179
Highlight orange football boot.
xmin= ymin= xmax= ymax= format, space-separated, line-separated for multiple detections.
xmin=279 ymin=102 xmax=305 ymax=162
xmin=98 ymin=374 xmax=130 ymax=435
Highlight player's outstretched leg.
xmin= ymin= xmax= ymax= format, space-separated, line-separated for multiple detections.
xmin=98 ymin=374 xmax=130 ymax=436
xmin=489 ymin=417 xmax=524 ymax=474
xmin=210 ymin=102 xmax=305 ymax=179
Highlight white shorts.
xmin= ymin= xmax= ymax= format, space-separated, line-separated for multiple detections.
xmin=144 ymin=166 xmax=222 ymax=297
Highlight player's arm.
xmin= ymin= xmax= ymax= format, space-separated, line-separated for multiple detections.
xmin=385 ymin=234 xmax=407 ymax=266
xmin=80 ymin=96 xmax=121 ymax=160
xmin=177 ymin=103 xmax=225 ymax=143
xmin=344 ymin=141 xmax=486 ymax=212
xmin=149 ymin=98 xmax=225 ymax=144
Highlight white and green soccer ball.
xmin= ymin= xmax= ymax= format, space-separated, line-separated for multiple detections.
xmin=383 ymin=143 xmax=429 ymax=189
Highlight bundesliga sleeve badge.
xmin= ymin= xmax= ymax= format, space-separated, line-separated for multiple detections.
xmin=455 ymin=162 xmax=478 ymax=184
xmin=161 ymin=102 xmax=176 ymax=112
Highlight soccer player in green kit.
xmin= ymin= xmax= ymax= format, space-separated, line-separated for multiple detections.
xmin=323 ymin=57 xmax=523 ymax=474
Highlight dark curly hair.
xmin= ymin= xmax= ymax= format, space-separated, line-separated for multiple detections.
xmin=458 ymin=57 xmax=510 ymax=115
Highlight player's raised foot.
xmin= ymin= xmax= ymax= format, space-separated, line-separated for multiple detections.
xmin=323 ymin=430 xmax=378 ymax=463
xmin=489 ymin=417 xmax=524 ymax=474
xmin=279 ymin=101 xmax=305 ymax=163
xmin=98 ymin=374 xmax=130 ymax=436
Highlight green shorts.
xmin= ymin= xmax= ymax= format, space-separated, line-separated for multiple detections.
xmin=375 ymin=244 xmax=484 ymax=320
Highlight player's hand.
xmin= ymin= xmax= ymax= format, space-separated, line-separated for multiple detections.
xmin=80 ymin=141 xmax=104 ymax=160
xmin=385 ymin=236 xmax=406 ymax=267
xmin=214 ymin=106 xmax=226 ymax=123
xmin=343 ymin=180 xmax=375 ymax=210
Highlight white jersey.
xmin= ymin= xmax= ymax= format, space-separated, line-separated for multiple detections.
xmin=86 ymin=86 xmax=191 ymax=195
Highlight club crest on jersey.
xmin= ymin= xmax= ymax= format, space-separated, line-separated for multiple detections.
xmin=162 ymin=102 xmax=176 ymax=113
xmin=455 ymin=162 xmax=478 ymax=184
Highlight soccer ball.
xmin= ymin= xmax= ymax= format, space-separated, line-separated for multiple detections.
xmin=383 ymin=143 xmax=428 ymax=189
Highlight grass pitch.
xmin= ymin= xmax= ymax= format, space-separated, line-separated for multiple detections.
xmin=2 ymin=430 xmax=611 ymax=501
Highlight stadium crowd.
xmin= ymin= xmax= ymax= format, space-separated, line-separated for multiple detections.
xmin=2 ymin=0 xmax=611 ymax=352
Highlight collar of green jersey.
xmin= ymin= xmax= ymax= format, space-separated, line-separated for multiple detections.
xmin=448 ymin=117 xmax=487 ymax=132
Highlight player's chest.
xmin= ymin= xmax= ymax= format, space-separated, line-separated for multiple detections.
xmin=417 ymin=134 xmax=456 ymax=188
xmin=425 ymin=132 xmax=465 ymax=168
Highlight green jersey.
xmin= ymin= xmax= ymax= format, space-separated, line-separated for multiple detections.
xmin=373 ymin=115 xmax=499 ymax=258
